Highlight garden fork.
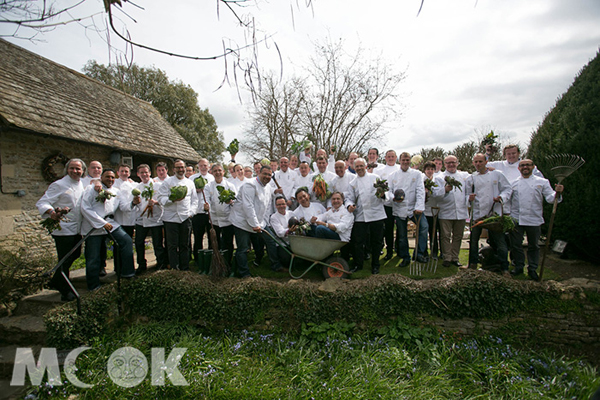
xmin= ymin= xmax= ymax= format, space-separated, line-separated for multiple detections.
xmin=426 ymin=207 xmax=440 ymax=273
xmin=410 ymin=213 xmax=425 ymax=276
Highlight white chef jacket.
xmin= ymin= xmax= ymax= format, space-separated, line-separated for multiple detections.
xmin=331 ymin=173 xmax=354 ymax=201
xmin=190 ymin=172 xmax=215 ymax=215
xmin=312 ymin=154 xmax=335 ymax=173
xmin=423 ymin=174 xmax=445 ymax=217
xmin=509 ymin=175 xmax=560 ymax=226
xmin=230 ymin=176 xmax=250 ymax=191
xmin=272 ymin=168 xmax=297 ymax=200
xmin=346 ymin=172 xmax=390 ymax=222
xmin=293 ymin=202 xmax=326 ymax=222
xmin=374 ymin=163 xmax=399 ymax=180
xmin=135 ymin=180 xmax=164 ymax=228
xmin=113 ymin=177 xmax=131 ymax=189
xmin=204 ymin=179 xmax=236 ymax=228
xmin=114 ymin=180 xmax=138 ymax=226
xmin=487 ymin=159 xmax=544 ymax=183
xmin=316 ymin=206 xmax=354 ymax=242
xmin=36 ymin=175 xmax=84 ymax=236
xmin=80 ymin=184 xmax=120 ymax=236
xmin=230 ymin=177 xmax=272 ymax=232
xmin=293 ymin=173 xmax=314 ymax=197
xmin=81 ymin=175 xmax=100 ymax=187
xmin=156 ymin=176 xmax=198 ymax=223
xmin=388 ymin=167 xmax=426 ymax=219
xmin=270 ymin=210 xmax=294 ymax=240
xmin=437 ymin=170 xmax=470 ymax=220
xmin=465 ymin=170 xmax=512 ymax=220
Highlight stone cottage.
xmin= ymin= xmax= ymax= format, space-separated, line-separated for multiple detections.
xmin=0 ymin=39 xmax=200 ymax=257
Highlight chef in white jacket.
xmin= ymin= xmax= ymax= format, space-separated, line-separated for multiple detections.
xmin=36 ymin=158 xmax=86 ymax=301
xmin=508 ymin=159 xmax=563 ymax=281
xmin=346 ymin=158 xmax=391 ymax=274
xmin=156 ymin=159 xmax=198 ymax=271
xmin=487 ymin=144 xmax=544 ymax=183
xmin=437 ymin=155 xmax=470 ymax=268
xmin=80 ymin=168 xmax=135 ymax=291
xmin=291 ymin=162 xmax=314 ymax=208
xmin=310 ymin=156 xmax=337 ymax=207
xmin=272 ymin=157 xmax=297 ymax=208
xmin=465 ymin=154 xmax=512 ymax=272
xmin=375 ymin=150 xmax=400 ymax=260
xmin=230 ymin=165 xmax=282 ymax=277
xmin=204 ymin=163 xmax=236 ymax=266
xmin=388 ymin=152 xmax=428 ymax=267
xmin=133 ymin=164 xmax=166 ymax=274
xmin=422 ymin=161 xmax=446 ymax=261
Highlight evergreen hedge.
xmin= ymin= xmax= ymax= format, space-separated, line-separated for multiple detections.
xmin=528 ymin=50 xmax=600 ymax=260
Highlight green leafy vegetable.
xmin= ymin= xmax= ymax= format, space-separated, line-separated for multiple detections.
xmin=40 ymin=207 xmax=70 ymax=234
xmin=444 ymin=176 xmax=463 ymax=192
xmin=226 ymin=138 xmax=239 ymax=155
xmin=373 ymin=178 xmax=389 ymax=199
xmin=95 ymin=190 xmax=116 ymax=203
xmin=194 ymin=176 xmax=208 ymax=190
xmin=169 ymin=185 xmax=188 ymax=202
xmin=141 ymin=182 xmax=154 ymax=201
xmin=216 ymin=185 xmax=236 ymax=204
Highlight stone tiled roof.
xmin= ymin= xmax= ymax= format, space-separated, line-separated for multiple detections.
xmin=0 ymin=39 xmax=199 ymax=161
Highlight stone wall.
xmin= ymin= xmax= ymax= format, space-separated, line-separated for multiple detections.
xmin=418 ymin=303 xmax=600 ymax=364
xmin=0 ymin=129 xmax=172 ymax=258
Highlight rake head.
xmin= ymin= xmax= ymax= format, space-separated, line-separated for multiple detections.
xmin=546 ymin=154 xmax=585 ymax=183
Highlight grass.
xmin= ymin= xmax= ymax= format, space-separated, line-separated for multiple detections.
xmin=243 ymin=247 xmax=561 ymax=282
xmin=27 ymin=322 xmax=600 ymax=399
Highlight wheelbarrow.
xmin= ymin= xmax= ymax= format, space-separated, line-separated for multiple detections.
xmin=262 ymin=229 xmax=351 ymax=279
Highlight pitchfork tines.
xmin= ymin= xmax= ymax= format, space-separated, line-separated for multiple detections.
xmin=546 ymin=154 xmax=585 ymax=183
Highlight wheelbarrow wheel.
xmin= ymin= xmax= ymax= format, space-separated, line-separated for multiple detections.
xmin=323 ymin=257 xmax=349 ymax=279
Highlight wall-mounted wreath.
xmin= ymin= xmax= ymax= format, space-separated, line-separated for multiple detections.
xmin=41 ymin=152 xmax=69 ymax=183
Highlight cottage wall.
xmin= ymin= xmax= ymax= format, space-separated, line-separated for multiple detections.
xmin=0 ymin=129 xmax=172 ymax=259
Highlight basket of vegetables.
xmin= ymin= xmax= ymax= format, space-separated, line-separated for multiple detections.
xmin=472 ymin=214 xmax=515 ymax=232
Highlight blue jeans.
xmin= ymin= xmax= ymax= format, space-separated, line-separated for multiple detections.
xmin=395 ymin=214 xmax=429 ymax=260
xmin=315 ymin=225 xmax=341 ymax=240
xmin=85 ymin=227 xmax=134 ymax=290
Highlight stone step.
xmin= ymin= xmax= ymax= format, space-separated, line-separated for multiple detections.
xmin=0 ymin=346 xmax=42 ymax=380
xmin=0 ymin=315 xmax=45 ymax=346
xmin=0 ymin=379 xmax=28 ymax=400
xmin=13 ymin=290 xmax=63 ymax=317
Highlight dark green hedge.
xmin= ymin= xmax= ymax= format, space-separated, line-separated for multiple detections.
xmin=45 ymin=270 xmax=585 ymax=348
xmin=528 ymin=50 xmax=600 ymax=260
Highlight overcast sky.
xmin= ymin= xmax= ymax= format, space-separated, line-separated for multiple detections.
xmin=2 ymin=0 xmax=599 ymax=164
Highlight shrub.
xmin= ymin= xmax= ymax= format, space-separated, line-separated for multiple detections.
xmin=44 ymin=270 xmax=583 ymax=348
xmin=0 ymin=249 xmax=53 ymax=315
xmin=528 ymin=50 xmax=600 ymax=260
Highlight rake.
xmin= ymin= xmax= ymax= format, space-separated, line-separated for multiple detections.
xmin=410 ymin=213 xmax=425 ymax=276
xmin=539 ymin=154 xmax=585 ymax=281
xmin=425 ymin=207 xmax=440 ymax=273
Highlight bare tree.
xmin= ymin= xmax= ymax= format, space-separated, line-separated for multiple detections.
xmin=243 ymin=73 xmax=305 ymax=160
xmin=302 ymin=39 xmax=405 ymax=159
xmin=244 ymin=38 xmax=405 ymax=160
